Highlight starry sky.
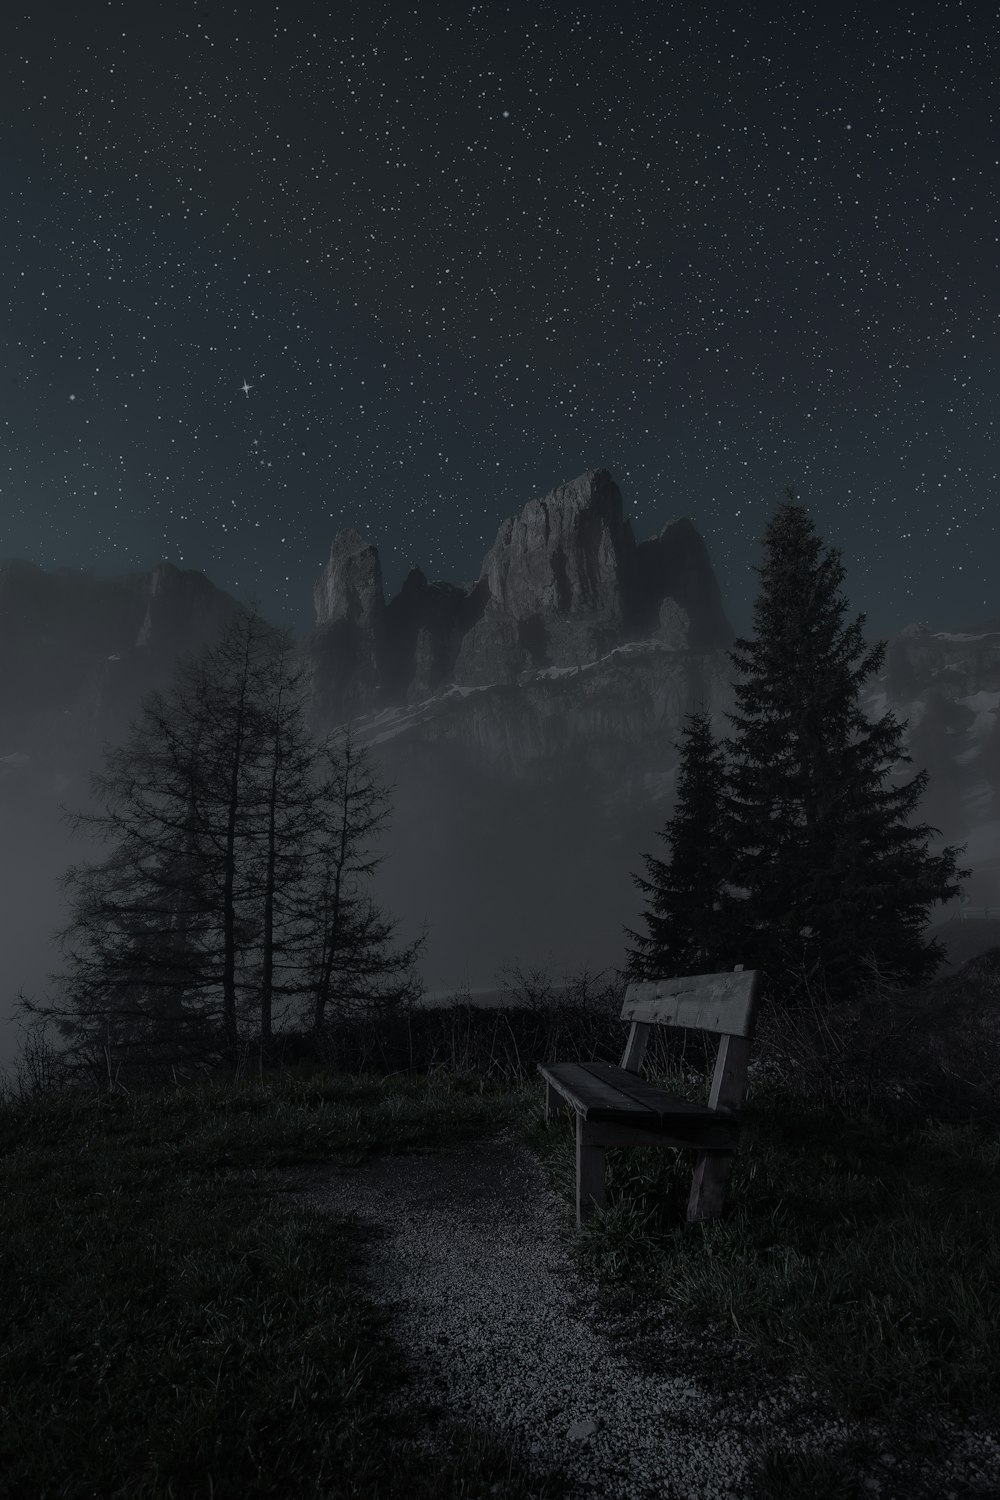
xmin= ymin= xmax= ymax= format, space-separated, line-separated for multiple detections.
xmin=2 ymin=0 xmax=996 ymax=645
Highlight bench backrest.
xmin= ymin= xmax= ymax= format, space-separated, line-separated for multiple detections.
xmin=619 ymin=964 xmax=760 ymax=1114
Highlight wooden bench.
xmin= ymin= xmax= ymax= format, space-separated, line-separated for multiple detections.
xmin=537 ymin=965 xmax=760 ymax=1228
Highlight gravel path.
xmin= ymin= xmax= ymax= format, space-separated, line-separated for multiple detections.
xmin=255 ymin=1126 xmax=999 ymax=1500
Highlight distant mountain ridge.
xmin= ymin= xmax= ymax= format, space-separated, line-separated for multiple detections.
xmin=0 ymin=556 xmax=244 ymax=777
xmin=1 ymin=469 xmax=998 ymax=1000
xmin=304 ymin=469 xmax=733 ymax=724
xmin=297 ymin=472 xmax=1000 ymax=985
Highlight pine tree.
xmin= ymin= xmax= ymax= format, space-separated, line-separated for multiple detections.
xmin=721 ymin=487 xmax=971 ymax=1007
xmin=623 ymin=710 xmax=741 ymax=980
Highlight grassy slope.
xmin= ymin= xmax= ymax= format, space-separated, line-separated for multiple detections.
xmin=1 ymin=993 xmax=999 ymax=1500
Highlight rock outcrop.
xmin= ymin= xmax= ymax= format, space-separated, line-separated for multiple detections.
xmin=635 ymin=517 xmax=733 ymax=650
xmin=314 ymin=529 xmax=385 ymax=631
xmin=310 ymin=531 xmax=387 ymax=723
xmin=452 ymin=470 xmax=641 ymax=683
xmin=303 ymin=468 xmax=736 ymax=715
xmin=136 ymin=563 xmax=240 ymax=654
xmin=380 ymin=568 xmax=483 ymax=702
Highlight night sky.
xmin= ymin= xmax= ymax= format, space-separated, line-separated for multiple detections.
xmin=3 ymin=1 xmax=996 ymax=645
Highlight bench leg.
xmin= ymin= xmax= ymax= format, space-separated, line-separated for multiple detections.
xmin=576 ymin=1117 xmax=606 ymax=1228
xmin=687 ymin=1149 xmax=735 ymax=1222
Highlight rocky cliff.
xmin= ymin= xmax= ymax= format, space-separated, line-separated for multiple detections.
xmin=302 ymin=469 xmax=734 ymax=723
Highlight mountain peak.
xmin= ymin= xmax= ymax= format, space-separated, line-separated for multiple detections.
xmin=305 ymin=468 xmax=733 ymax=715
xmin=314 ymin=530 xmax=385 ymax=628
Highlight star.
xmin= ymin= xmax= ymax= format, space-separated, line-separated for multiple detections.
xmin=239 ymin=379 xmax=252 ymax=397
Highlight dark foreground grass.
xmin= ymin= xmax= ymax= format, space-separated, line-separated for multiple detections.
xmin=2 ymin=965 xmax=999 ymax=1499
xmin=1 ymin=1065 xmax=580 ymax=1500
xmin=530 ymin=1091 xmax=1000 ymax=1484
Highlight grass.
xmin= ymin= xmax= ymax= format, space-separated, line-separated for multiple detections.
xmin=2 ymin=958 xmax=999 ymax=1499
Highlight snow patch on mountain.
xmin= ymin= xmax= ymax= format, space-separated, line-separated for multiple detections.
xmin=959 ymin=689 xmax=1000 ymax=731
xmin=933 ymin=631 xmax=995 ymax=643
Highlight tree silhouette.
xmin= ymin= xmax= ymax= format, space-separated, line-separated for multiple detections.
xmin=624 ymin=709 xmax=740 ymax=980
xmin=16 ymin=607 xmax=424 ymax=1085
xmin=720 ymin=487 xmax=970 ymax=1007
xmin=279 ymin=722 xmax=427 ymax=1045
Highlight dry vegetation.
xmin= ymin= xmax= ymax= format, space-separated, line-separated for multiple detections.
xmin=2 ymin=948 xmax=999 ymax=1499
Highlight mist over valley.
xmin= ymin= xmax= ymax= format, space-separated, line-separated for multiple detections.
xmin=2 ymin=469 xmax=999 ymax=1076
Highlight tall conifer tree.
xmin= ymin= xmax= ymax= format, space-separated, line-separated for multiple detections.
xmin=624 ymin=709 xmax=740 ymax=980
xmin=721 ymin=488 xmax=970 ymax=1006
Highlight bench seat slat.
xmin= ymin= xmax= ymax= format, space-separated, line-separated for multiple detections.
xmin=539 ymin=1060 xmax=739 ymax=1130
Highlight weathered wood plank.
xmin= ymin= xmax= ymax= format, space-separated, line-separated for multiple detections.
xmin=543 ymin=1078 xmax=567 ymax=1124
xmin=576 ymin=1117 xmax=606 ymax=1225
xmin=576 ymin=1061 xmax=739 ymax=1125
xmin=537 ymin=1062 xmax=656 ymax=1121
xmin=538 ymin=1061 xmax=739 ymax=1127
xmin=619 ymin=1018 xmax=651 ymax=1073
xmin=687 ymin=1150 xmax=736 ymax=1221
xmin=707 ymin=1033 xmax=753 ymax=1113
xmin=622 ymin=968 xmax=760 ymax=1037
